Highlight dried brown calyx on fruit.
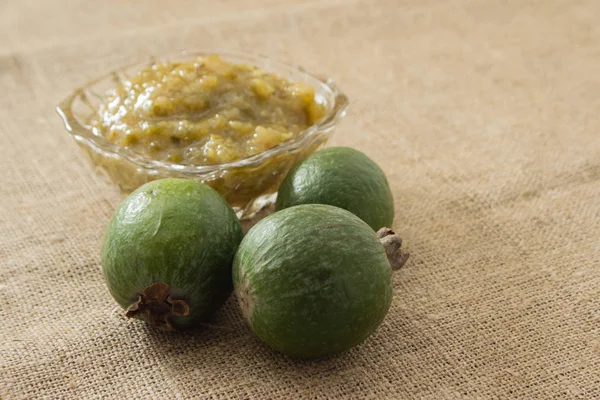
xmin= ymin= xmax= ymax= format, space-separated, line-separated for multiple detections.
xmin=377 ymin=228 xmax=410 ymax=271
xmin=126 ymin=282 xmax=189 ymax=331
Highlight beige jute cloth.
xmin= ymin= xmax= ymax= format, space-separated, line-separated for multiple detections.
xmin=2 ymin=0 xmax=599 ymax=398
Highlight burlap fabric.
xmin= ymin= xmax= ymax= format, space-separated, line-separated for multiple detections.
xmin=2 ymin=0 xmax=599 ymax=398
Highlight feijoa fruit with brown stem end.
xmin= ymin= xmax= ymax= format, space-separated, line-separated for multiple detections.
xmin=232 ymin=204 xmax=409 ymax=358
xmin=101 ymin=178 xmax=243 ymax=331
xmin=276 ymin=147 xmax=395 ymax=231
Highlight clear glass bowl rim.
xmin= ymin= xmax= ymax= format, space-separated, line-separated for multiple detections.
xmin=55 ymin=49 xmax=349 ymax=174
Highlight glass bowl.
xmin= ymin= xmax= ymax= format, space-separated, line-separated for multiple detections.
xmin=56 ymin=50 xmax=348 ymax=219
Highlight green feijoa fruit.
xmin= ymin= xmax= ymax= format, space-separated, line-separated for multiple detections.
xmin=275 ymin=147 xmax=395 ymax=231
xmin=233 ymin=204 xmax=409 ymax=358
xmin=101 ymin=178 xmax=243 ymax=331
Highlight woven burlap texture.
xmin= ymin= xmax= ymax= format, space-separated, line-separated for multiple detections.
xmin=1 ymin=0 xmax=599 ymax=398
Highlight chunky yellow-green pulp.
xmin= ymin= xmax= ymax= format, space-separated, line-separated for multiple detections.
xmin=90 ymin=55 xmax=325 ymax=165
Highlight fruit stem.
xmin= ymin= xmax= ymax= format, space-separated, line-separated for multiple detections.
xmin=377 ymin=228 xmax=409 ymax=271
xmin=126 ymin=282 xmax=189 ymax=331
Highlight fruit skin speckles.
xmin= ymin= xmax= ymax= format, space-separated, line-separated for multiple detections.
xmin=232 ymin=204 xmax=398 ymax=359
xmin=276 ymin=147 xmax=395 ymax=231
xmin=101 ymin=178 xmax=243 ymax=331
